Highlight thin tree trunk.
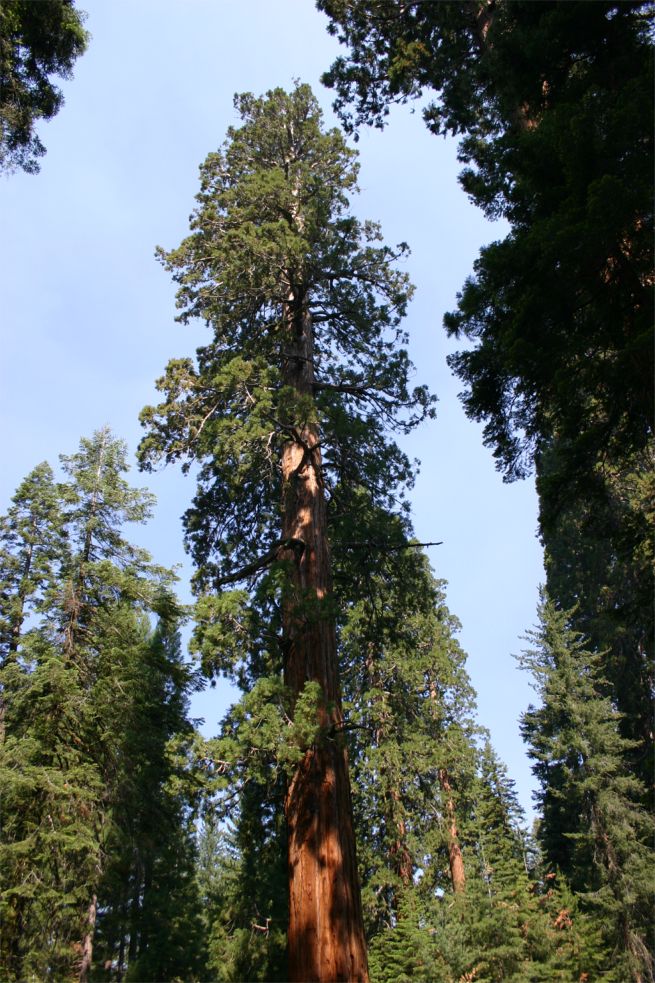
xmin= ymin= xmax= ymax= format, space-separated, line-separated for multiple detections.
xmin=389 ymin=788 xmax=412 ymax=888
xmin=428 ymin=679 xmax=466 ymax=894
xmin=79 ymin=894 xmax=97 ymax=983
xmin=281 ymin=298 xmax=368 ymax=982
xmin=438 ymin=768 xmax=466 ymax=895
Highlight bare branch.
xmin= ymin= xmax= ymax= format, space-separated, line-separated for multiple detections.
xmin=347 ymin=540 xmax=443 ymax=553
xmin=214 ymin=537 xmax=305 ymax=587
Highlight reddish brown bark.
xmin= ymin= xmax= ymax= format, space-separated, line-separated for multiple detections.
xmin=281 ymin=300 xmax=368 ymax=982
xmin=78 ymin=894 xmax=97 ymax=983
xmin=428 ymin=678 xmax=466 ymax=895
xmin=389 ymin=789 xmax=412 ymax=888
xmin=438 ymin=768 xmax=466 ymax=895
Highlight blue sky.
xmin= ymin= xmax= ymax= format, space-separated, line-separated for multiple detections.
xmin=0 ymin=0 xmax=544 ymax=817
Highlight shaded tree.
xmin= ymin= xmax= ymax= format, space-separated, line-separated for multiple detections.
xmin=92 ymin=616 xmax=207 ymax=983
xmin=519 ymin=593 xmax=654 ymax=981
xmin=0 ymin=0 xmax=88 ymax=173
xmin=321 ymin=0 xmax=653 ymax=474
xmin=320 ymin=0 xmax=654 ymax=813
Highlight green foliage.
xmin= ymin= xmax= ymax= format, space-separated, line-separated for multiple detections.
xmin=321 ymin=19 xmax=654 ymax=976
xmin=139 ymin=84 xmax=441 ymax=978
xmin=139 ymin=82 xmax=433 ymax=591
xmin=0 ymin=431 xmax=204 ymax=982
xmin=92 ymin=616 xmax=207 ymax=983
xmin=198 ymin=796 xmax=288 ymax=983
xmin=364 ymin=737 xmax=605 ymax=983
xmin=0 ymin=0 xmax=88 ymax=173
xmin=368 ymin=891 xmax=440 ymax=983
xmin=0 ymin=461 xmax=66 ymax=664
xmin=519 ymin=592 xmax=654 ymax=980
xmin=320 ymin=1 xmax=654 ymax=783
xmin=0 ymin=637 xmax=104 ymax=981
xmin=338 ymin=539 xmax=479 ymax=931
xmin=323 ymin=0 xmax=653 ymax=479
xmin=538 ymin=441 xmax=654 ymax=791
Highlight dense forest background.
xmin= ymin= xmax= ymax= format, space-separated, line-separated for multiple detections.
xmin=0 ymin=2 xmax=652 ymax=982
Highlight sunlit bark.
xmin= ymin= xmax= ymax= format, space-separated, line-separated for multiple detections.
xmin=281 ymin=297 xmax=368 ymax=982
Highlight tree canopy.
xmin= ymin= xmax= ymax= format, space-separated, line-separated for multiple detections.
xmin=0 ymin=0 xmax=88 ymax=173
xmin=321 ymin=0 xmax=653 ymax=480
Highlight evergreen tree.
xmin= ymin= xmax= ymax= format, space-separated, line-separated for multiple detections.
xmin=367 ymin=889 xmax=441 ymax=983
xmin=336 ymin=541 xmax=478 ymax=936
xmin=0 ymin=431 xmax=201 ymax=982
xmin=519 ymin=593 xmax=654 ymax=981
xmin=92 ymin=615 xmax=207 ymax=982
xmin=199 ymin=785 xmax=288 ymax=983
xmin=320 ymin=0 xmax=654 ymax=793
xmin=0 ymin=0 xmax=88 ymax=173
xmin=140 ymin=82 xmax=434 ymax=982
xmin=321 ymin=0 xmax=653 ymax=468
xmin=0 ymin=461 xmax=65 ymax=662
xmin=537 ymin=441 xmax=654 ymax=794
xmin=458 ymin=740 xmax=547 ymax=981
xmin=365 ymin=736 xmax=594 ymax=983
xmin=0 ymin=623 xmax=105 ymax=981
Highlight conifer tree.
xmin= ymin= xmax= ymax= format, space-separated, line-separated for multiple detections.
xmin=459 ymin=741 xmax=544 ymax=980
xmin=519 ymin=593 xmax=654 ymax=981
xmin=363 ymin=733 xmax=584 ymax=983
xmin=140 ymin=83 xmax=434 ymax=981
xmin=321 ymin=0 xmax=653 ymax=471
xmin=198 ymin=785 xmax=289 ymax=983
xmin=0 ymin=431 xmax=199 ymax=982
xmin=92 ymin=616 xmax=207 ymax=982
xmin=336 ymin=539 xmax=478 ymax=934
xmin=537 ymin=441 xmax=654 ymax=794
xmin=0 ymin=462 xmax=65 ymax=663
xmin=319 ymin=2 xmax=654 ymax=781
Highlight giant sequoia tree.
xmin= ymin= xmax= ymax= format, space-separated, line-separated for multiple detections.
xmin=140 ymin=84 xmax=433 ymax=982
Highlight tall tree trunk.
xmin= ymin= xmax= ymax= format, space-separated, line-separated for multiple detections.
xmin=438 ymin=768 xmax=466 ymax=895
xmin=428 ymin=679 xmax=466 ymax=894
xmin=389 ymin=788 xmax=412 ymax=888
xmin=78 ymin=894 xmax=97 ymax=983
xmin=281 ymin=298 xmax=368 ymax=982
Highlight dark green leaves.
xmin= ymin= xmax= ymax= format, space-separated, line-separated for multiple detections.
xmin=0 ymin=0 xmax=88 ymax=173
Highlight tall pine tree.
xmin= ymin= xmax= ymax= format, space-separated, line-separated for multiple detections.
xmin=519 ymin=593 xmax=654 ymax=981
xmin=0 ymin=430 xmax=201 ymax=982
